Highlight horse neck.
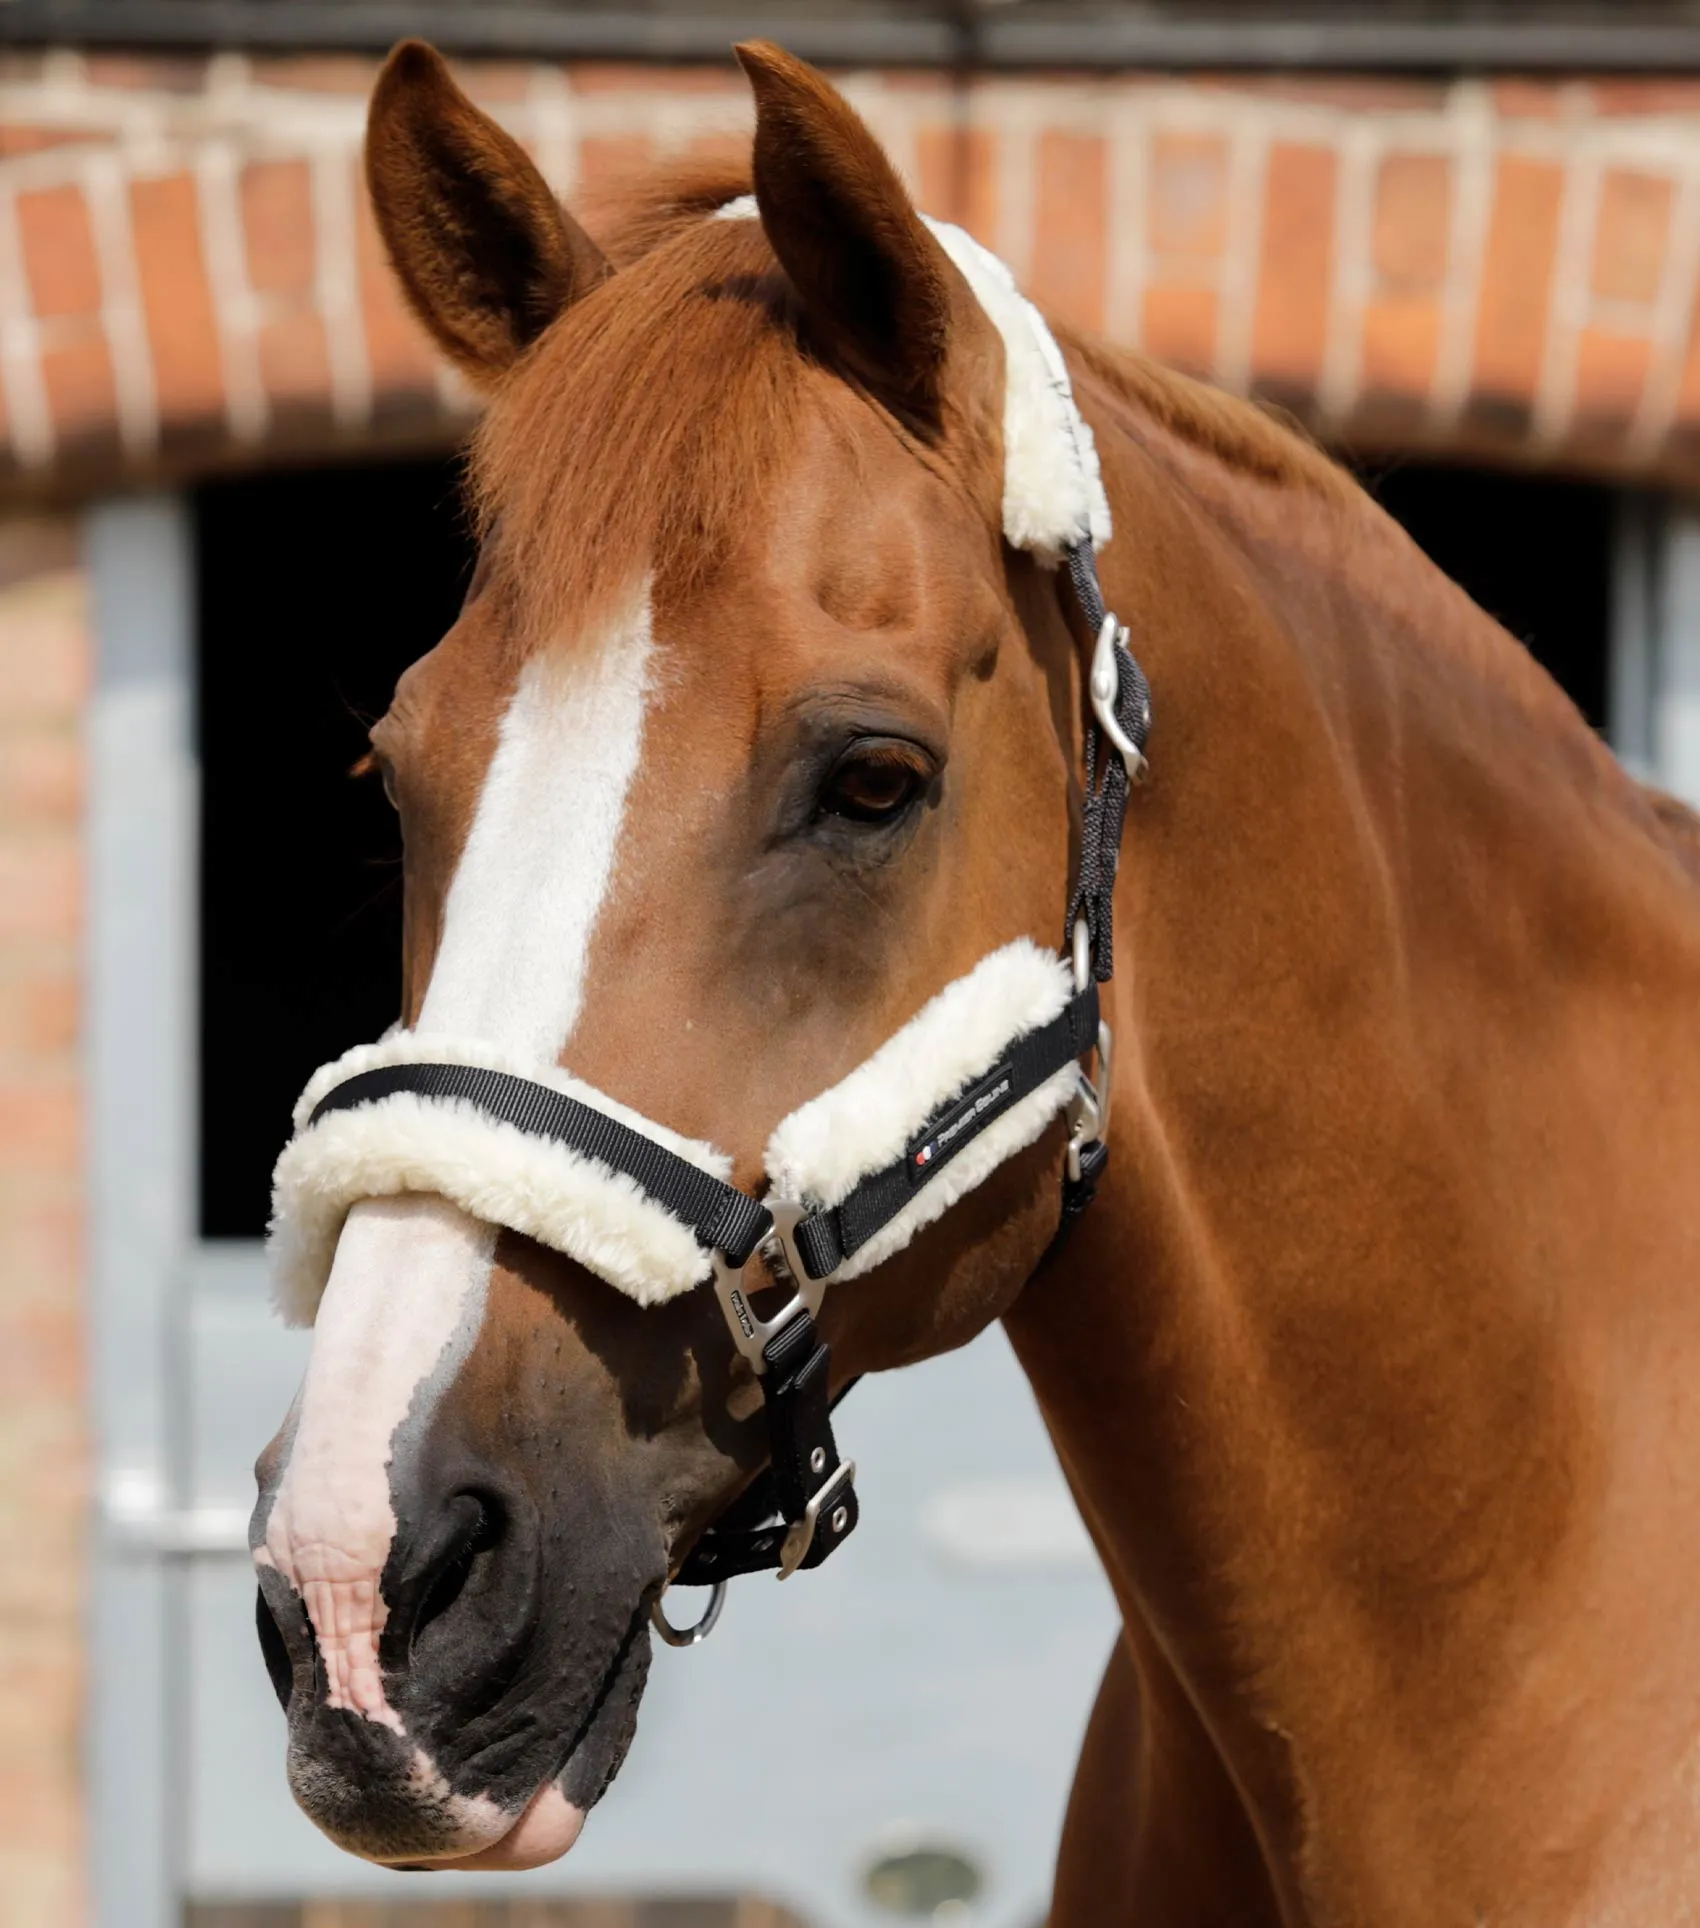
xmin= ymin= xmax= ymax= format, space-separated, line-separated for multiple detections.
xmin=1005 ymin=369 xmax=1700 ymax=1912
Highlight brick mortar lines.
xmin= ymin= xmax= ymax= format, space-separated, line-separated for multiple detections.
xmin=1430 ymin=80 xmax=1497 ymax=430
xmin=13 ymin=65 xmax=1700 ymax=190
xmin=1319 ymin=117 xmax=1381 ymax=423
xmin=1534 ymin=138 xmax=1606 ymax=448
xmin=0 ymin=185 xmax=52 ymax=467
xmin=4 ymin=57 xmax=1700 ymax=478
xmin=81 ymin=143 xmax=157 ymax=457
xmin=1629 ymin=152 xmax=1700 ymax=459
xmin=1104 ymin=114 xmax=1150 ymax=348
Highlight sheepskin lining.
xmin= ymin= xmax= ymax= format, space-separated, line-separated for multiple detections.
xmin=270 ymin=1033 xmax=732 ymax=1325
xmin=919 ymin=216 xmax=1112 ymax=560
xmin=764 ymin=941 xmax=1079 ymax=1280
xmin=270 ymin=944 xmax=1083 ymax=1319
xmin=713 ymin=195 xmax=1111 ymax=562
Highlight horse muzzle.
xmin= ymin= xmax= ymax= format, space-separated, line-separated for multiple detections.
xmin=252 ymin=1431 xmax=661 ymax=1866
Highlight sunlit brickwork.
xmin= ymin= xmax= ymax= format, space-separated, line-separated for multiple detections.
xmin=4 ymin=53 xmax=1700 ymax=487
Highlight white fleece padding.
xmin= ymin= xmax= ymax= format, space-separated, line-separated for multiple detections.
xmin=715 ymin=196 xmax=1111 ymax=561
xmin=270 ymin=1031 xmax=734 ymax=1325
xmin=764 ymin=940 xmax=1080 ymax=1281
xmin=919 ymin=217 xmax=1112 ymax=560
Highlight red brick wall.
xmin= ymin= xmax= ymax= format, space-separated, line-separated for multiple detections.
xmin=0 ymin=513 xmax=86 ymax=1928
xmin=3 ymin=51 xmax=1700 ymax=489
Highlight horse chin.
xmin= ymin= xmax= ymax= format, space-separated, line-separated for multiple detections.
xmin=283 ymin=1586 xmax=654 ymax=1871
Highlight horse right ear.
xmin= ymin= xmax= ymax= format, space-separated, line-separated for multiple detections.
xmin=735 ymin=40 xmax=962 ymax=437
xmin=365 ymin=40 xmax=608 ymax=386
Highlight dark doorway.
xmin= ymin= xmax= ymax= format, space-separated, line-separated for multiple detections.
xmin=196 ymin=454 xmax=478 ymax=1239
xmin=1367 ymin=461 xmax=1615 ymax=731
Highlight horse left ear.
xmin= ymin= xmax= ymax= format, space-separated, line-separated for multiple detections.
xmin=735 ymin=40 xmax=961 ymax=436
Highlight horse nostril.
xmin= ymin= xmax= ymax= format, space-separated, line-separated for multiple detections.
xmin=256 ymin=1585 xmax=295 ymax=1710
xmin=411 ymin=1493 xmax=505 ymax=1653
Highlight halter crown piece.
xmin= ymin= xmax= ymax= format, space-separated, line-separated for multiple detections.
xmin=267 ymin=209 xmax=1152 ymax=1644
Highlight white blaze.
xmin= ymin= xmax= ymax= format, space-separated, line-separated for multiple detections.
xmin=262 ymin=592 xmax=657 ymax=1751
xmin=419 ymin=599 xmax=658 ymax=1059
xmin=259 ymin=1195 xmax=496 ymax=1729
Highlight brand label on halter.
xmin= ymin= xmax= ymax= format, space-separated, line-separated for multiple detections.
xmin=908 ymin=1064 xmax=1016 ymax=1184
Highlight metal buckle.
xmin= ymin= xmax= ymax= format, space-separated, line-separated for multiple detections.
xmin=650 ymin=1580 xmax=726 ymax=1648
xmin=709 ymin=1206 xmax=853 ymax=1582
xmin=1072 ymin=913 xmax=1092 ymax=995
xmin=1065 ymin=1019 xmax=1114 ymax=1184
xmin=1090 ymin=612 xmax=1149 ymax=785
xmin=777 ymin=1458 xmax=856 ymax=1581
xmin=711 ymin=1199 xmax=832 ymax=1374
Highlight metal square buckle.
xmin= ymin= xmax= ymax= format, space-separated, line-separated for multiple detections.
xmin=712 ymin=1198 xmax=831 ymax=1373
xmin=778 ymin=1458 xmax=856 ymax=1580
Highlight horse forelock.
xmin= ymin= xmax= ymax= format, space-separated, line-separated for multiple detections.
xmin=469 ymin=193 xmax=820 ymax=650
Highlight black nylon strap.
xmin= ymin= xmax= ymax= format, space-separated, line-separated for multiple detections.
xmin=673 ymin=1475 xmax=787 ymax=1583
xmin=674 ymin=1327 xmax=859 ymax=1584
xmin=1056 ymin=1136 xmax=1109 ymax=1243
xmin=1062 ymin=540 xmax=1152 ymax=985
xmin=1064 ymin=539 xmax=1110 ymax=635
xmin=790 ymin=983 xmax=1100 ymax=1282
xmin=760 ymin=1313 xmax=854 ymax=1538
xmin=309 ymin=1062 xmax=773 ymax=1266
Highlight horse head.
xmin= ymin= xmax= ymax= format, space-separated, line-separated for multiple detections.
xmin=252 ymin=39 xmax=1115 ymax=1871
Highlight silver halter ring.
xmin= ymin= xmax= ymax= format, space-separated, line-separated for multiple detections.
xmin=650 ymin=1580 xmax=727 ymax=1648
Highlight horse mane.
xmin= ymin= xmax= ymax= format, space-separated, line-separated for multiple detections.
xmin=581 ymin=156 xmax=756 ymax=266
xmin=1058 ymin=324 xmax=1356 ymax=506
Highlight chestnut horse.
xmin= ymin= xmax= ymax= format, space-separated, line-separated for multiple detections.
xmin=251 ymin=38 xmax=1700 ymax=1925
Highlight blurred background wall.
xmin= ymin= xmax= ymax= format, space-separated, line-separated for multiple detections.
xmin=2 ymin=4 xmax=1700 ymax=1926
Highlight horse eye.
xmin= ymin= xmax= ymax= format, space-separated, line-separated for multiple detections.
xmin=816 ymin=743 xmax=928 ymax=826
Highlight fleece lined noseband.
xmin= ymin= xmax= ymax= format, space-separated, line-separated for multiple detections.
xmin=267 ymin=214 xmax=1152 ymax=1641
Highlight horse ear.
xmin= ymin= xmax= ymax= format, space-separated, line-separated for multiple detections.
xmin=735 ymin=40 xmax=957 ymax=434
xmin=365 ymin=40 xmax=609 ymax=386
